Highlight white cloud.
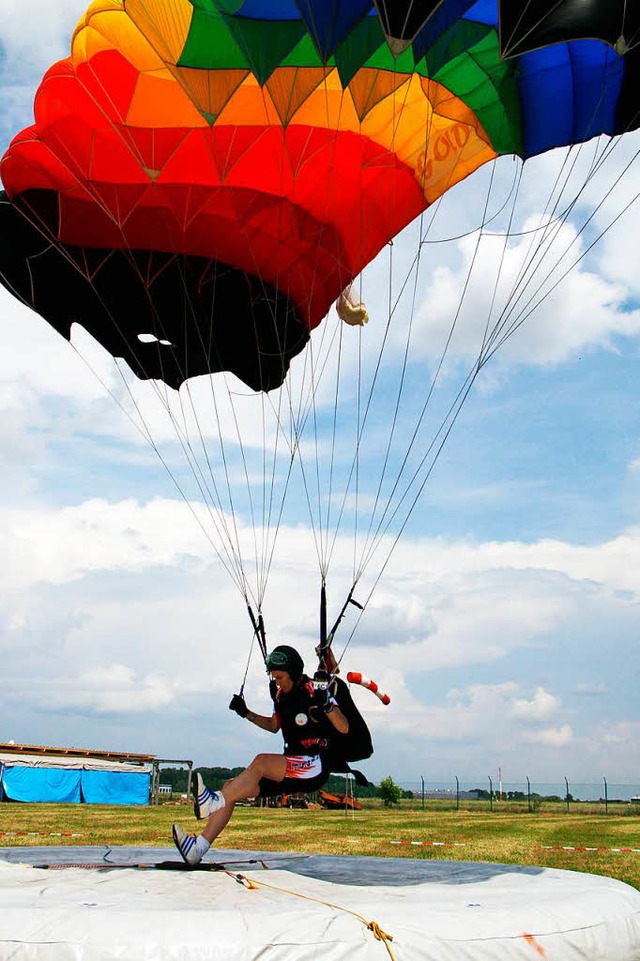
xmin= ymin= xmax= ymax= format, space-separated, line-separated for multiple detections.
xmin=512 ymin=687 xmax=559 ymax=721
xmin=39 ymin=664 xmax=176 ymax=714
xmin=0 ymin=0 xmax=80 ymax=81
xmin=410 ymin=218 xmax=640 ymax=370
xmin=599 ymin=720 xmax=640 ymax=747
xmin=573 ymin=682 xmax=609 ymax=697
xmin=1 ymin=498 xmax=209 ymax=589
xmin=523 ymin=725 xmax=574 ymax=747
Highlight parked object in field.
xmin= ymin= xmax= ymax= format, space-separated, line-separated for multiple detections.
xmin=318 ymin=790 xmax=364 ymax=811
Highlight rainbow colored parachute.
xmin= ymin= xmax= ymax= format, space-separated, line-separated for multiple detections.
xmin=1 ymin=0 xmax=639 ymax=390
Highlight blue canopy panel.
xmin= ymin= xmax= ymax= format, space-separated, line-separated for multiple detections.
xmin=80 ymin=770 xmax=150 ymax=806
xmin=1 ymin=766 xmax=81 ymax=803
xmin=518 ymin=40 xmax=624 ymax=157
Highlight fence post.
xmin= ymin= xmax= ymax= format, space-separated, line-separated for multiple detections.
xmin=527 ymin=776 xmax=531 ymax=813
xmin=603 ymin=776 xmax=608 ymax=814
xmin=488 ymin=776 xmax=493 ymax=811
xmin=421 ymin=776 xmax=425 ymax=811
xmin=455 ymin=775 xmax=460 ymax=811
xmin=565 ymin=776 xmax=570 ymax=813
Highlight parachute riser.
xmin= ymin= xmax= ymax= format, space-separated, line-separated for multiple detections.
xmin=316 ymin=583 xmax=364 ymax=675
xmin=240 ymin=603 xmax=268 ymax=698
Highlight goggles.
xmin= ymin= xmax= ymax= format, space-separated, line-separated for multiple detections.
xmin=266 ymin=651 xmax=289 ymax=669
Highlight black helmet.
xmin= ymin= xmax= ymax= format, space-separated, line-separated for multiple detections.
xmin=265 ymin=645 xmax=304 ymax=682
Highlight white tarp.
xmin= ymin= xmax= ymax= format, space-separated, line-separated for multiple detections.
xmin=0 ymin=753 xmax=151 ymax=773
xmin=1 ymin=857 xmax=639 ymax=960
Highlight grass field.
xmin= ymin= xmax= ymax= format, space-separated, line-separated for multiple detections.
xmin=1 ymin=800 xmax=639 ymax=891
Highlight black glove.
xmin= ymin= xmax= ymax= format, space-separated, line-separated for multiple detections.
xmin=229 ymin=693 xmax=249 ymax=718
xmin=312 ymin=671 xmax=330 ymax=710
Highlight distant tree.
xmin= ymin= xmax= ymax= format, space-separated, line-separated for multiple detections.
xmin=324 ymin=775 xmax=378 ymax=798
xmin=160 ymin=766 xmax=244 ymax=794
xmin=378 ymin=775 xmax=403 ymax=807
xmin=471 ymin=788 xmax=490 ymax=800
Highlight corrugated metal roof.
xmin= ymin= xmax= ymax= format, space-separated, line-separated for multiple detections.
xmin=0 ymin=743 xmax=155 ymax=764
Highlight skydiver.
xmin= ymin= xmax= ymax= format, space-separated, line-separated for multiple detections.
xmin=172 ymin=645 xmax=349 ymax=865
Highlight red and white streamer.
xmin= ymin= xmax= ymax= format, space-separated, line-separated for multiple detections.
xmin=346 ymin=671 xmax=391 ymax=705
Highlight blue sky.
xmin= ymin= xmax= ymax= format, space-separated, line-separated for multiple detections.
xmin=1 ymin=2 xmax=640 ymax=791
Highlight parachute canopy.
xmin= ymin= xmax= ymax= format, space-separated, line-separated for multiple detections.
xmin=2 ymin=0 xmax=639 ymax=391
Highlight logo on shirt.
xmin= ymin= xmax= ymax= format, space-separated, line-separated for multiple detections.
xmin=294 ymin=712 xmax=307 ymax=726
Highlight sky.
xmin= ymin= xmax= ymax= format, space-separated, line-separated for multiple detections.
xmin=1 ymin=2 xmax=640 ymax=793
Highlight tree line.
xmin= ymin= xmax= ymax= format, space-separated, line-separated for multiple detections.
xmin=158 ymin=767 xmax=411 ymax=802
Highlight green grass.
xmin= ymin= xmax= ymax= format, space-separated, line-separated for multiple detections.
xmin=1 ymin=800 xmax=639 ymax=890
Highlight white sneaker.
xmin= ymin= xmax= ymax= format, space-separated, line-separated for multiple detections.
xmin=193 ymin=772 xmax=226 ymax=820
xmin=172 ymin=823 xmax=202 ymax=865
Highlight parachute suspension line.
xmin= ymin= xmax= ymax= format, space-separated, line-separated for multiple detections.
xmin=258 ymin=386 xmax=289 ymax=605
xmin=336 ymin=103 xmax=441 ymax=587
xmin=348 ymin=139 xmax=636 ymax=597
xmin=469 ymin=162 xmax=525 ymax=372
xmin=311 ymin=337 xmax=328 ymax=576
xmin=168 ymin=136 xmax=307 ymax=609
xmin=67 ymin=216 xmax=293 ymax=611
xmin=285 ymin=72 xmax=360 ymax=582
xmin=325 ymin=318 xmax=347 ymax=575
xmin=122 ymin=251 xmax=258 ymax=601
xmin=352 ymin=281 xmax=365 ymax=582
xmin=318 ymin=235 xmax=402 ymax=582
xmin=45 ymin=237 xmax=254 ymax=598
xmin=304 ymin=71 xmax=425 ymax=644
xmin=49 ymin=214 xmax=256 ymax=600
xmin=351 ymin=128 xmax=640 ymax=601
xmin=182 ymin=257 xmax=260 ymax=598
xmin=293 ymin=338 xmax=335 ymax=576
xmin=480 ymin=134 xmax=630 ymax=367
xmin=183 ymin=376 xmax=254 ymax=597
xmin=479 ymin=142 xmax=590 ymax=362
xmin=298 ymin=63 xmax=416 ymax=583
xmin=356 ymin=209 xmax=426 ymax=579
xmin=345 ymin=141 xmax=523 ymax=595
xmin=351 ymin=366 xmax=481 ymax=632
xmin=480 ymin=75 xmax=626 ymax=362
xmin=328 ymin=88 xmax=479 ymax=583
xmin=484 ymin=140 xmax=640 ymax=367
xmin=354 ymin=158 xmax=499 ymax=580
xmin=316 ymin=75 xmax=354 ymax=581
xmin=62 ymin=341 xmax=250 ymax=598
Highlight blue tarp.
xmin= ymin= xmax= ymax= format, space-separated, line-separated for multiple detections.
xmin=1 ymin=766 xmax=81 ymax=804
xmin=80 ymin=770 xmax=150 ymax=806
xmin=0 ymin=765 xmax=150 ymax=805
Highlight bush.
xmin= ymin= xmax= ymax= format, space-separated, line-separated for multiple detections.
xmin=378 ymin=775 xmax=403 ymax=807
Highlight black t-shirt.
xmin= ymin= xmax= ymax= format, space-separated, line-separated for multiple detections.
xmin=275 ymin=677 xmax=336 ymax=756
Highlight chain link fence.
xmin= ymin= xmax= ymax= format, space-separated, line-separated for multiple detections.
xmin=395 ymin=778 xmax=640 ymax=813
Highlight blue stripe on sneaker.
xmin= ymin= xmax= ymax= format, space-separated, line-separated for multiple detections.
xmin=182 ymin=835 xmax=195 ymax=854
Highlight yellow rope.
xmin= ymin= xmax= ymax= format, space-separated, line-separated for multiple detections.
xmin=225 ymin=871 xmax=396 ymax=960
